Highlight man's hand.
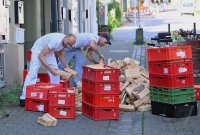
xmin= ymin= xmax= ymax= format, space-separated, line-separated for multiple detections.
xmin=56 ymin=50 xmax=69 ymax=69
xmin=99 ymin=54 xmax=105 ymax=61
xmin=63 ymin=66 xmax=69 ymax=71
xmin=50 ymin=68 xmax=58 ymax=76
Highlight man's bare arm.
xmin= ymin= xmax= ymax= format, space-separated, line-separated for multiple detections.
xmin=38 ymin=46 xmax=57 ymax=75
xmin=56 ymin=50 xmax=69 ymax=69
xmin=86 ymin=48 xmax=99 ymax=64
xmin=89 ymin=40 xmax=105 ymax=60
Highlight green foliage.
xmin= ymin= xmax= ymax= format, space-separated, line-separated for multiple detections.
xmin=108 ymin=0 xmax=122 ymax=22
xmin=107 ymin=0 xmax=122 ymax=32
xmin=108 ymin=15 xmax=121 ymax=31
xmin=0 ymin=80 xmax=22 ymax=105
xmin=97 ymin=0 xmax=122 ymax=33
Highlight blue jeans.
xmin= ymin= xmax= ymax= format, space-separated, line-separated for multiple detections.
xmin=58 ymin=48 xmax=84 ymax=86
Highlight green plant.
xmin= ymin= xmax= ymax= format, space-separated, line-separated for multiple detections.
xmin=108 ymin=15 xmax=120 ymax=30
xmin=97 ymin=0 xmax=122 ymax=33
xmin=107 ymin=0 xmax=122 ymax=32
xmin=108 ymin=0 xmax=122 ymax=22
xmin=0 ymin=80 xmax=22 ymax=105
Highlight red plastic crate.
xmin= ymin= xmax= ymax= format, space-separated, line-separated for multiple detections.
xmin=148 ymin=60 xmax=193 ymax=76
xmin=49 ymin=88 xmax=75 ymax=106
xmin=23 ymin=70 xmax=50 ymax=83
xmin=194 ymin=85 xmax=200 ymax=100
xmin=48 ymin=106 xmax=75 ymax=119
xmin=25 ymin=98 xmax=48 ymax=112
xmin=26 ymin=83 xmax=62 ymax=100
xmin=82 ymin=90 xmax=119 ymax=107
xmin=82 ymin=102 xmax=119 ymax=120
xmin=60 ymin=78 xmax=70 ymax=88
xmin=149 ymin=74 xmax=194 ymax=88
xmin=82 ymin=65 xmax=120 ymax=82
xmin=147 ymin=45 xmax=192 ymax=62
xmin=82 ymin=79 xmax=120 ymax=95
xmin=27 ymin=50 xmax=32 ymax=62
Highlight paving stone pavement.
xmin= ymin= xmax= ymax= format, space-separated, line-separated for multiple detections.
xmin=143 ymin=103 xmax=200 ymax=135
xmin=0 ymin=106 xmax=142 ymax=135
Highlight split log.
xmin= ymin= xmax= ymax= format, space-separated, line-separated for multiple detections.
xmin=135 ymin=88 xmax=150 ymax=99
xmin=64 ymin=67 xmax=78 ymax=78
xmin=133 ymin=96 xmax=150 ymax=108
xmin=138 ymin=104 xmax=151 ymax=112
xmin=119 ymin=104 xmax=135 ymax=112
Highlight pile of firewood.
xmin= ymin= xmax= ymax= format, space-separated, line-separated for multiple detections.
xmin=75 ymin=81 xmax=82 ymax=114
xmin=108 ymin=57 xmax=151 ymax=112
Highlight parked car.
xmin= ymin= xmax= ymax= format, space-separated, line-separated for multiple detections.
xmin=181 ymin=2 xmax=195 ymax=16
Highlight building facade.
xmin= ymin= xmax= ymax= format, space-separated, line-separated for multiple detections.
xmin=1 ymin=0 xmax=98 ymax=86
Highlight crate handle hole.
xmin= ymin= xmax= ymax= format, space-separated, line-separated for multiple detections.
xmin=104 ymin=71 xmax=112 ymax=74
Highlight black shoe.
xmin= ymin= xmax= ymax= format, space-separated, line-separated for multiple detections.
xmin=19 ymin=99 xmax=25 ymax=107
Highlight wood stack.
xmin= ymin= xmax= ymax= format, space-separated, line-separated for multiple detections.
xmin=56 ymin=67 xmax=77 ymax=80
xmin=108 ymin=57 xmax=151 ymax=112
xmin=75 ymin=81 xmax=82 ymax=114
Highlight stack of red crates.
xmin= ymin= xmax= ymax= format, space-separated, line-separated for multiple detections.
xmin=25 ymin=83 xmax=62 ymax=112
xmin=25 ymin=83 xmax=75 ymax=119
xmin=147 ymin=45 xmax=194 ymax=88
xmin=147 ymin=45 xmax=197 ymax=118
xmin=48 ymin=88 xmax=76 ymax=119
xmin=82 ymin=65 xmax=120 ymax=120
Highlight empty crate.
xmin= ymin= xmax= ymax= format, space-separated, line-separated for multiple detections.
xmin=48 ymin=88 xmax=75 ymax=106
xmin=82 ymin=90 xmax=119 ymax=107
xmin=48 ymin=106 xmax=75 ymax=119
xmin=147 ymin=45 xmax=192 ymax=62
xmin=82 ymin=102 xmax=119 ymax=120
xmin=151 ymin=101 xmax=197 ymax=118
xmin=148 ymin=60 xmax=193 ymax=76
xmin=82 ymin=79 xmax=120 ymax=95
xmin=25 ymin=99 xmax=48 ymax=112
xmin=150 ymin=87 xmax=195 ymax=104
xmin=149 ymin=74 xmax=193 ymax=88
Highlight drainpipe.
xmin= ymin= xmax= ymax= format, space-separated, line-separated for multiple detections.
xmin=58 ymin=0 xmax=64 ymax=33
xmin=90 ymin=0 xmax=97 ymax=35
xmin=51 ymin=0 xmax=57 ymax=32
xmin=63 ymin=0 xmax=71 ymax=34
xmin=78 ymin=0 xmax=83 ymax=33
xmin=138 ymin=0 xmax=140 ymax=25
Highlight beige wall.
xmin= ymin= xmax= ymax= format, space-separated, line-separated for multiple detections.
xmin=44 ymin=0 xmax=51 ymax=34
xmin=22 ymin=0 xmax=42 ymax=62
xmin=4 ymin=0 xmax=24 ymax=85
xmin=5 ymin=0 xmax=42 ymax=85
xmin=4 ymin=44 xmax=24 ymax=85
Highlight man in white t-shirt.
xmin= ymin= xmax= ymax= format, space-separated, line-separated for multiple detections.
xmin=58 ymin=33 xmax=111 ymax=86
xmin=19 ymin=33 xmax=76 ymax=106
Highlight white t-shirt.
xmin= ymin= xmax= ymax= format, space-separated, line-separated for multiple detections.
xmin=72 ymin=33 xmax=99 ymax=49
xmin=31 ymin=33 xmax=66 ymax=54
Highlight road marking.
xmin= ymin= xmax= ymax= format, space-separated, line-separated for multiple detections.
xmin=110 ymin=50 xmax=129 ymax=53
